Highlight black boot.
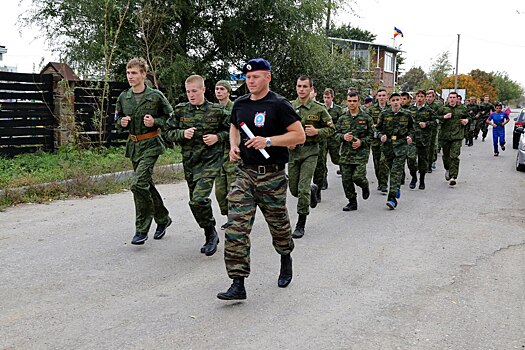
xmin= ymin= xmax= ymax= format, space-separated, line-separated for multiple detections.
xmin=468 ymin=137 xmax=473 ymax=147
xmin=310 ymin=184 xmax=319 ymax=208
xmin=342 ymin=198 xmax=358 ymax=211
xmin=409 ymin=171 xmax=417 ymax=189
xmin=362 ymin=185 xmax=370 ymax=200
xmin=418 ymin=172 xmax=426 ymax=190
xmin=278 ymin=254 xmax=293 ymax=288
xmin=201 ymin=226 xmax=219 ymax=256
xmin=292 ymin=214 xmax=307 ymax=239
xmin=316 ymin=186 xmax=322 ymax=203
xmin=217 ymin=277 xmax=246 ymax=300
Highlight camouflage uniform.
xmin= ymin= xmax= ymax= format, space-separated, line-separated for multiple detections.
xmin=478 ymin=102 xmax=494 ymax=140
xmin=465 ymin=102 xmax=479 ymax=145
xmin=165 ymin=100 xmax=230 ymax=228
xmin=313 ymin=103 xmax=343 ymax=189
xmin=214 ymin=100 xmax=236 ymax=218
xmin=367 ymin=103 xmax=390 ymax=189
xmin=289 ymin=98 xmax=334 ymax=215
xmin=438 ymin=104 xmax=470 ymax=179
xmin=116 ymin=86 xmax=173 ymax=234
xmin=335 ymin=109 xmax=374 ymax=202
xmin=427 ymin=100 xmax=443 ymax=169
xmin=376 ymin=108 xmax=415 ymax=201
xmin=406 ymin=103 xmax=436 ymax=175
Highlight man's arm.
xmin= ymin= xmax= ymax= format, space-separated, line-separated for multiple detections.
xmin=245 ymin=121 xmax=306 ymax=150
xmin=229 ymin=124 xmax=241 ymax=162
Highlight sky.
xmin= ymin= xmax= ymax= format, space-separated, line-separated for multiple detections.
xmin=1 ymin=0 xmax=525 ymax=89
xmin=335 ymin=0 xmax=525 ymax=88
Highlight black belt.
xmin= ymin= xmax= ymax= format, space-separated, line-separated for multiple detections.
xmin=298 ymin=141 xmax=317 ymax=146
xmin=241 ymin=163 xmax=285 ymax=174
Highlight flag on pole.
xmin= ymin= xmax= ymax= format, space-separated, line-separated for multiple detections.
xmin=394 ymin=27 xmax=404 ymax=38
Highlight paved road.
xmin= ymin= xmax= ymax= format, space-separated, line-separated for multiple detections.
xmin=1 ymin=119 xmax=524 ymax=349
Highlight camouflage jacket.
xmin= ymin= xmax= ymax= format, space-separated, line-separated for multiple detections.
xmin=335 ymin=109 xmax=374 ymax=164
xmin=291 ymin=98 xmax=334 ymax=143
xmin=438 ymin=104 xmax=470 ymax=141
xmin=116 ymin=86 xmax=173 ymax=162
xmin=466 ymin=103 xmax=480 ymax=120
xmin=407 ymin=103 xmax=436 ymax=146
xmin=325 ymin=103 xmax=344 ymax=124
xmin=165 ymin=99 xmax=230 ymax=167
xmin=376 ymin=108 xmax=415 ymax=143
xmin=479 ymin=102 xmax=494 ymax=119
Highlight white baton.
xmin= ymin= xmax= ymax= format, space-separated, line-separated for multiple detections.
xmin=239 ymin=122 xmax=270 ymax=159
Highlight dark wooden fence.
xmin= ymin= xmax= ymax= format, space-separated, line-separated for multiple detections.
xmin=73 ymin=80 xmax=129 ymax=146
xmin=0 ymin=71 xmax=130 ymax=156
xmin=0 ymin=72 xmax=55 ymax=156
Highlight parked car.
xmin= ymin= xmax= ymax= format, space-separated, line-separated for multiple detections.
xmin=516 ymin=126 xmax=525 ymax=171
xmin=513 ymin=109 xmax=525 ymax=149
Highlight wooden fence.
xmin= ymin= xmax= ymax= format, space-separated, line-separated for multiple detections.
xmin=0 ymin=72 xmax=55 ymax=156
xmin=0 ymin=71 xmax=130 ymax=156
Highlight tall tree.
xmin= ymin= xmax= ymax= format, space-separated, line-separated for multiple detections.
xmin=426 ymin=51 xmax=452 ymax=93
xmin=328 ymin=24 xmax=376 ymax=42
xmin=397 ymin=66 xmax=427 ymax=92
xmin=492 ymin=71 xmax=524 ymax=103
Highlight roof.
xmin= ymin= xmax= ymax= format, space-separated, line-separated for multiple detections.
xmin=328 ymin=37 xmax=403 ymax=54
xmin=0 ymin=45 xmax=7 ymax=54
xmin=40 ymin=62 xmax=80 ymax=81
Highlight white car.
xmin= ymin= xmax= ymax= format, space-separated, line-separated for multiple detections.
xmin=516 ymin=126 xmax=525 ymax=171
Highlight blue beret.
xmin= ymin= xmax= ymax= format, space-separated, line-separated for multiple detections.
xmin=364 ymin=97 xmax=373 ymax=103
xmin=242 ymin=58 xmax=271 ymax=74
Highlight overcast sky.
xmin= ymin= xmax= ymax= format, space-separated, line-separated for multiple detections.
xmin=2 ymin=0 xmax=525 ymax=89
xmin=336 ymin=0 xmax=525 ymax=88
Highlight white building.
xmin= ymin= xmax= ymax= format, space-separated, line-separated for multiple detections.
xmin=0 ymin=44 xmax=17 ymax=72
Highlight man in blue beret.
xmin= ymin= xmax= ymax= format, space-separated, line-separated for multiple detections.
xmin=217 ymin=58 xmax=306 ymax=301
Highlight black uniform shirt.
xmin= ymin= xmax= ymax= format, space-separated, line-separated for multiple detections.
xmin=231 ymin=91 xmax=300 ymax=165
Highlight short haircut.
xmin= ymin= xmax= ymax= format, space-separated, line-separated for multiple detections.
xmin=389 ymin=92 xmax=401 ymax=99
xmin=298 ymin=75 xmax=313 ymax=87
xmin=495 ymin=102 xmax=502 ymax=107
xmin=323 ymin=88 xmax=334 ymax=97
xmin=426 ymin=89 xmax=435 ymax=95
xmin=185 ymin=74 xmax=205 ymax=87
xmin=376 ymin=88 xmax=387 ymax=94
xmin=400 ymin=91 xmax=411 ymax=98
xmin=347 ymin=91 xmax=360 ymax=99
xmin=127 ymin=57 xmax=148 ymax=73
xmin=448 ymin=91 xmax=458 ymax=97
xmin=415 ymin=89 xmax=426 ymax=96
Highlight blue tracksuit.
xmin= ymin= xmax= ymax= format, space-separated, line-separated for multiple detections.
xmin=487 ymin=112 xmax=509 ymax=153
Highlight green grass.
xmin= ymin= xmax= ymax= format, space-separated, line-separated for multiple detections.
xmin=0 ymin=145 xmax=182 ymax=189
xmin=0 ymin=145 xmax=184 ymax=210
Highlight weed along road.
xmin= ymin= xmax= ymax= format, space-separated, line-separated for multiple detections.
xmin=1 ymin=122 xmax=524 ymax=349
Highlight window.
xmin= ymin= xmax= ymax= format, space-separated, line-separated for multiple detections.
xmin=351 ymin=49 xmax=370 ymax=71
xmin=384 ymin=52 xmax=395 ymax=73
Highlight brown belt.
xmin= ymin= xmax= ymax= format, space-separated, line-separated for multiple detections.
xmin=129 ymin=128 xmax=161 ymax=142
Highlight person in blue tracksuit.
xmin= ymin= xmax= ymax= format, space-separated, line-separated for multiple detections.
xmin=486 ymin=103 xmax=510 ymax=156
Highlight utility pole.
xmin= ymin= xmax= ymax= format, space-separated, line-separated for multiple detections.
xmin=325 ymin=0 xmax=332 ymax=37
xmin=454 ymin=34 xmax=460 ymax=91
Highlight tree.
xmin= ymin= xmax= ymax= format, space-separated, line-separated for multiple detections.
xmin=440 ymin=74 xmax=488 ymax=100
xmin=23 ymin=0 xmax=364 ymax=102
xmin=425 ymin=51 xmax=452 ymax=92
xmin=328 ymin=24 xmax=376 ymax=42
xmin=397 ymin=66 xmax=427 ymax=92
xmin=492 ymin=71 xmax=524 ymax=103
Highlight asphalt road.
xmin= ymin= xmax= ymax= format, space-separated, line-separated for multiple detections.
xmin=1 ymin=117 xmax=524 ymax=350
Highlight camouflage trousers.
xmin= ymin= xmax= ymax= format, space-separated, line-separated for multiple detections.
xmin=289 ymin=143 xmax=319 ymax=215
xmin=371 ymin=140 xmax=388 ymax=187
xmin=473 ymin=118 xmax=483 ymax=138
xmin=381 ymin=141 xmax=408 ymax=199
xmin=428 ymin=125 xmax=440 ymax=165
xmin=224 ymin=166 xmax=294 ymax=278
xmin=313 ymin=137 xmax=340 ymax=187
xmin=407 ymin=142 xmax=429 ymax=174
xmin=131 ymin=156 xmax=170 ymax=233
xmin=480 ymin=118 xmax=490 ymax=139
xmin=214 ymin=153 xmax=238 ymax=216
xmin=441 ymin=139 xmax=462 ymax=179
xmin=340 ymin=162 xmax=368 ymax=201
xmin=184 ymin=164 xmax=219 ymax=228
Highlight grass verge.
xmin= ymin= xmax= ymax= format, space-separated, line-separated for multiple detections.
xmin=0 ymin=146 xmax=184 ymax=210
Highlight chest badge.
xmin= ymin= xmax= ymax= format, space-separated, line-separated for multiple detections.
xmin=254 ymin=111 xmax=266 ymax=127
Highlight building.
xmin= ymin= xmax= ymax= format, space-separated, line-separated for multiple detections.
xmin=328 ymin=37 xmax=403 ymax=95
xmin=0 ymin=44 xmax=17 ymax=73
